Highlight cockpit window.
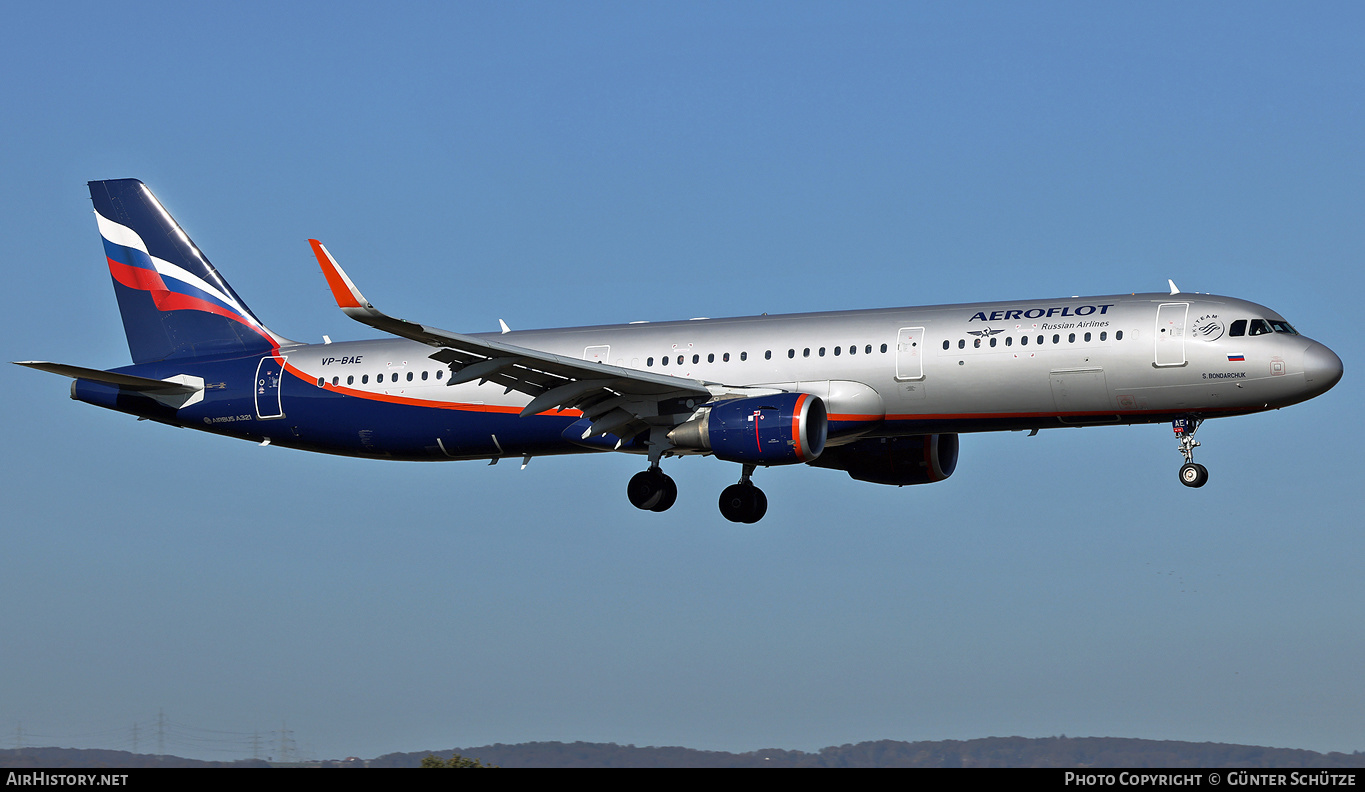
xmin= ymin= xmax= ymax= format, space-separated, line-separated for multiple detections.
xmin=1248 ymin=319 xmax=1272 ymax=336
xmin=1229 ymin=319 xmax=1246 ymax=337
xmin=1269 ymin=320 xmax=1298 ymax=335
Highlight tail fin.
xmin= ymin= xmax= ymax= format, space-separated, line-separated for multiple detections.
xmin=89 ymin=179 xmax=290 ymax=364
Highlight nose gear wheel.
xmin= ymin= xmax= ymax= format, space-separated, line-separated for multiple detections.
xmin=1173 ymin=417 xmax=1209 ymax=488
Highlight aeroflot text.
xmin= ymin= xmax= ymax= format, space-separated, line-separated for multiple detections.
xmin=969 ymin=304 xmax=1115 ymax=323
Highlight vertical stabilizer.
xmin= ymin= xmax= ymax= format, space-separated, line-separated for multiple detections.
xmin=89 ymin=179 xmax=289 ymax=364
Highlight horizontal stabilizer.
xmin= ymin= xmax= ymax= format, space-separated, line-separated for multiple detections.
xmin=13 ymin=361 xmax=202 ymax=393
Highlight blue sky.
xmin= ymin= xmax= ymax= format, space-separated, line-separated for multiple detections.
xmin=2 ymin=2 xmax=1361 ymax=761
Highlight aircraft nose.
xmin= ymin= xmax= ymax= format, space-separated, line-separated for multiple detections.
xmin=1302 ymin=341 xmax=1343 ymax=395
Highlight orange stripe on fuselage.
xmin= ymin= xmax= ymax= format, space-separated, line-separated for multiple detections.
xmin=281 ymin=362 xmax=582 ymax=416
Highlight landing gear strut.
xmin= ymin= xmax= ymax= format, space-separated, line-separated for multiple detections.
xmin=628 ymin=427 xmax=679 ymax=512
xmin=1174 ymin=417 xmax=1208 ymax=488
xmin=719 ymin=464 xmax=767 ymax=523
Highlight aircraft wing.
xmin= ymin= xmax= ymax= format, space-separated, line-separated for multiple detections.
xmin=309 ymin=241 xmax=716 ymax=443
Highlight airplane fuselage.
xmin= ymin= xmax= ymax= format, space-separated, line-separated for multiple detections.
xmin=77 ymin=291 xmax=1338 ymax=462
xmin=27 ymin=179 xmax=1341 ymax=523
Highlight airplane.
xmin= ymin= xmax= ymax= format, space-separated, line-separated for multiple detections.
xmin=17 ymin=179 xmax=1344 ymax=523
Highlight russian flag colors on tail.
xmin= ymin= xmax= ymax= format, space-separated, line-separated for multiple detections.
xmin=89 ymin=179 xmax=288 ymax=364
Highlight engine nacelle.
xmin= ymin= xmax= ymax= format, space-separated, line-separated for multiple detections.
xmin=668 ymin=393 xmax=827 ymax=465
xmin=808 ymin=433 xmax=958 ymax=485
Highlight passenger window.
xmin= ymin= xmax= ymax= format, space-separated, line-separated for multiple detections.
xmin=958 ymin=339 xmax=965 ymax=349
xmin=989 ymin=337 xmax=997 ymax=347
xmin=692 ymin=354 xmax=699 ymax=364
xmin=436 ymin=370 xmax=443 ymax=380
xmin=347 ymin=375 xmax=354 ymax=385
xmin=819 ymin=347 xmax=826 ymax=357
xmin=974 ymin=339 xmax=981 ymax=348
xmin=1020 ymin=335 xmax=1028 ymax=346
xmin=740 ymin=351 xmax=747 ymax=361
xmin=942 ymin=340 xmax=950 ymax=350
xmin=1115 ymin=331 xmax=1123 ymax=341
xmin=803 ymin=348 xmax=811 ymax=357
xmin=1005 ymin=336 xmax=1012 ymax=347
xmin=788 ymin=349 xmax=795 ymax=359
xmin=880 ymin=344 xmax=888 ymax=353
xmin=332 ymin=376 xmax=339 ymax=385
xmin=707 ymin=353 xmax=714 ymax=363
xmin=1099 ymin=332 xmax=1106 ymax=341
xmin=1068 ymin=333 xmax=1075 ymax=343
xmin=422 ymin=370 xmax=429 ymax=380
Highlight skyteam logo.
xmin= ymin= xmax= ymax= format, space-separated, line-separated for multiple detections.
xmin=1191 ymin=313 xmax=1224 ymax=341
xmin=96 ymin=211 xmax=270 ymax=342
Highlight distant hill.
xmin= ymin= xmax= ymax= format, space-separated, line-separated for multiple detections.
xmin=5 ymin=738 xmax=1363 ymax=768
xmin=0 ymin=747 xmax=269 ymax=768
xmin=374 ymin=737 xmax=1365 ymax=768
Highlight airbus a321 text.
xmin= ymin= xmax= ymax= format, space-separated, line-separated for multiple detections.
xmin=17 ymin=180 xmax=1343 ymax=522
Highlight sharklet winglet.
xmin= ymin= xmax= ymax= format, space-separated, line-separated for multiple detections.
xmin=309 ymin=239 xmax=371 ymax=311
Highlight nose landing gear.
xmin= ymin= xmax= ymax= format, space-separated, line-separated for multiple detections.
xmin=1174 ymin=417 xmax=1208 ymax=488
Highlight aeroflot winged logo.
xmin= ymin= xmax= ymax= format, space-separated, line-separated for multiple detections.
xmin=968 ymin=304 xmax=1116 ymax=322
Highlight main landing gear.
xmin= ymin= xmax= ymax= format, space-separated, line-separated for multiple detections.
xmin=626 ymin=462 xmax=769 ymax=523
xmin=718 ymin=464 xmax=767 ymax=524
xmin=627 ymin=466 xmax=677 ymax=512
xmin=1174 ymin=417 xmax=1209 ymax=488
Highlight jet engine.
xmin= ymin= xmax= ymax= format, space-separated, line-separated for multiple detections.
xmin=668 ymin=393 xmax=827 ymax=465
xmin=808 ymin=433 xmax=958 ymax=485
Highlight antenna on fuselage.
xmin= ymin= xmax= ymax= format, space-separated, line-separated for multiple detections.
xmin=1168 ymin=279 xmax=1181 ymax=295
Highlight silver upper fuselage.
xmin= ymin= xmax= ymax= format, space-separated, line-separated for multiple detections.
xmin=281 ymin=290 xmax=1342 ymax=440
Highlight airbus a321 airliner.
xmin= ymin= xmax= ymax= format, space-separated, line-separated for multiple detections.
xmin=18 ymin=180 xmax=1344 ymax=523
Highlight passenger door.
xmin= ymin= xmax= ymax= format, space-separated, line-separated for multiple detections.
xmin=1154 ymin=303 xmax=1188 ymax=367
